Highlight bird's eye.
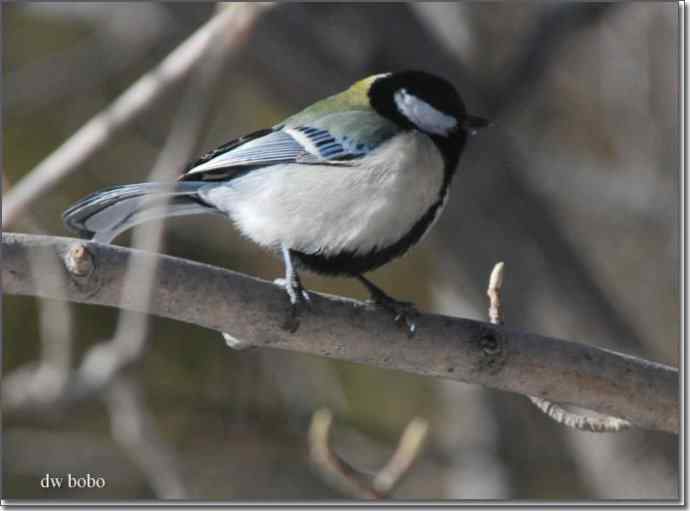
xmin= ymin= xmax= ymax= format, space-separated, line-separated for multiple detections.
xmin=394 ymin=89 xmax=457 ymax=136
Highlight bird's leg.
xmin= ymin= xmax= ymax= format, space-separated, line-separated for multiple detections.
xmin=275 ymin=243 xmax=311 ymax=332
xmin=357 ymin=275 xmax=417 ymax=336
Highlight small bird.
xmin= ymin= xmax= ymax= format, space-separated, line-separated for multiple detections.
xmin=63 ymin=70 xmax=488 ymax=334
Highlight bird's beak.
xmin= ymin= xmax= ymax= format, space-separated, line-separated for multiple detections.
xmin=461 ymin=114 xmax=491 ymax=135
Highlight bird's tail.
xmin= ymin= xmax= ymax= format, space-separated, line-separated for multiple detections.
xmin=63 ymin=182 xmax=217 ymax=243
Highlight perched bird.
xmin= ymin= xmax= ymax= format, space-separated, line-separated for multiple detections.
xmin=63 ymin=70 xmax=488 ymax=334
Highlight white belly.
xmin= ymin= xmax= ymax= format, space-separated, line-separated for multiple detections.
xmin=199 ymin=131 xmax=446 ymax=255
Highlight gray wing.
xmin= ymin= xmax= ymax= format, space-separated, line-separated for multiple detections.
xmin=183 ymin=126 xmax=372 ymax=182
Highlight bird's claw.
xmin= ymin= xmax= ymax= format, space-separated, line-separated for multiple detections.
xmin=300 ymin=288 xmax=312 ymax=306
xmin=275 ymin=277 xmax=311 ymax=332
xmin=283 ymin=303 xmax=301 ymax=333
xmin=369 ymin=297 xmax=418 ymax=337
xmin=392 ymin=304 xmax=418 ymax=337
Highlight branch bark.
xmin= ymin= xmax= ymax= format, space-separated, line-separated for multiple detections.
xmin=2 ymin=232 xmax=679 ymax=434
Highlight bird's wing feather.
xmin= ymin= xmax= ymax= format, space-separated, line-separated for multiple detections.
xmin=183 ymin=128 xmax=272 ymax=172
xmin=180 ymin=111 xmax=399 ymax=182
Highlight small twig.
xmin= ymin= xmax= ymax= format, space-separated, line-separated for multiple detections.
xmin=309 ymin=409 xmax=379 ymax=499
xmin=485 ymin=261 xmax=631 ymax=433
xmin=487 ymin=261 xmax=505 ymax=325
xmin=308 ymin=408 xmax=429 ymax=499
xmin=372 ymin=417 xmax=429 ymax=495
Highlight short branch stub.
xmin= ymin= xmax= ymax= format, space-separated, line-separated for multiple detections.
xmin=64 ymin=242 xmax=94 ymax=277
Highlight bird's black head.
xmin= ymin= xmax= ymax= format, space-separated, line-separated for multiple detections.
xmin=368 ymin=70 xmax=488 ymax=138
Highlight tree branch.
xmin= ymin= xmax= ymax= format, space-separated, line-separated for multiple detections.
xmin=2 ymin=232 xmax=678 ymax=434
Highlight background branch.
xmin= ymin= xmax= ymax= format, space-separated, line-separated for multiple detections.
xmin=2 ymin=3 xmax=273 ymax=227
xmin=308 ymin=408 xmax=429 ymax=499
xmin=2 ymin=232 xmax=678 ymax=434
xmin=105 ymin=376 xmax=186 ymax=499
xmin=3 ymin=4 xmax=275 ymax=498
xmin=82 ymin=0 xmax=261 ymax=403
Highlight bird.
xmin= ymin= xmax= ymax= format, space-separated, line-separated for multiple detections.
xmin=63 ymin=70 xmax=488 ymax=335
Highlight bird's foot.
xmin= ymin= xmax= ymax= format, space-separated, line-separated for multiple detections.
xmin=367 ymin=292 xmax=418 ymax=337
xmin=274 ymin=277 xmax=311 ymax=333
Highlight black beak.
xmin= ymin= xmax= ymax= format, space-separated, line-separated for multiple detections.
xmin=461 ymin=114 xmax=491 ymax=135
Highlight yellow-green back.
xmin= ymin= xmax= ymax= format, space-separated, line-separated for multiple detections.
xmin=280 ymin=74 xmax=389 ymax=127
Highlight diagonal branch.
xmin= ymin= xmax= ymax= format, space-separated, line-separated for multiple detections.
xmin=1 ymin=232 xmax=679 ymax=434
xmin=2 ymin=2 xmax=274 ymax=227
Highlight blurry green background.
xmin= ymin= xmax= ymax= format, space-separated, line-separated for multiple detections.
xmin=2 ymin=2 xmax=680 ymax=500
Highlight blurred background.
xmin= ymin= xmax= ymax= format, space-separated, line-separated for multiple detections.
xmin=2 ymin=2 xmax=680 ymax=501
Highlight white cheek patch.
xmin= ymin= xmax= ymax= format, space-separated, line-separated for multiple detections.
xmin=394 ymin=88 xmax=457 ymax=136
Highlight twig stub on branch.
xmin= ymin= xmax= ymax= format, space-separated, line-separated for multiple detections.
xmin=484 ymin=261 xmax=632 ymax=433
xmin=64 ymin=242 xmax=94 ymax=277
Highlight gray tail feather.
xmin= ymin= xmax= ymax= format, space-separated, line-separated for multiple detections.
xmin=63 ymin=182 xmax=217 ymax=244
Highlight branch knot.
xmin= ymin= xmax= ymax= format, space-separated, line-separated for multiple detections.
xmin=479 ymin=332 xmax=501 ymax=356
xmin=473 ymin=327 xmax=506 ymax=375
